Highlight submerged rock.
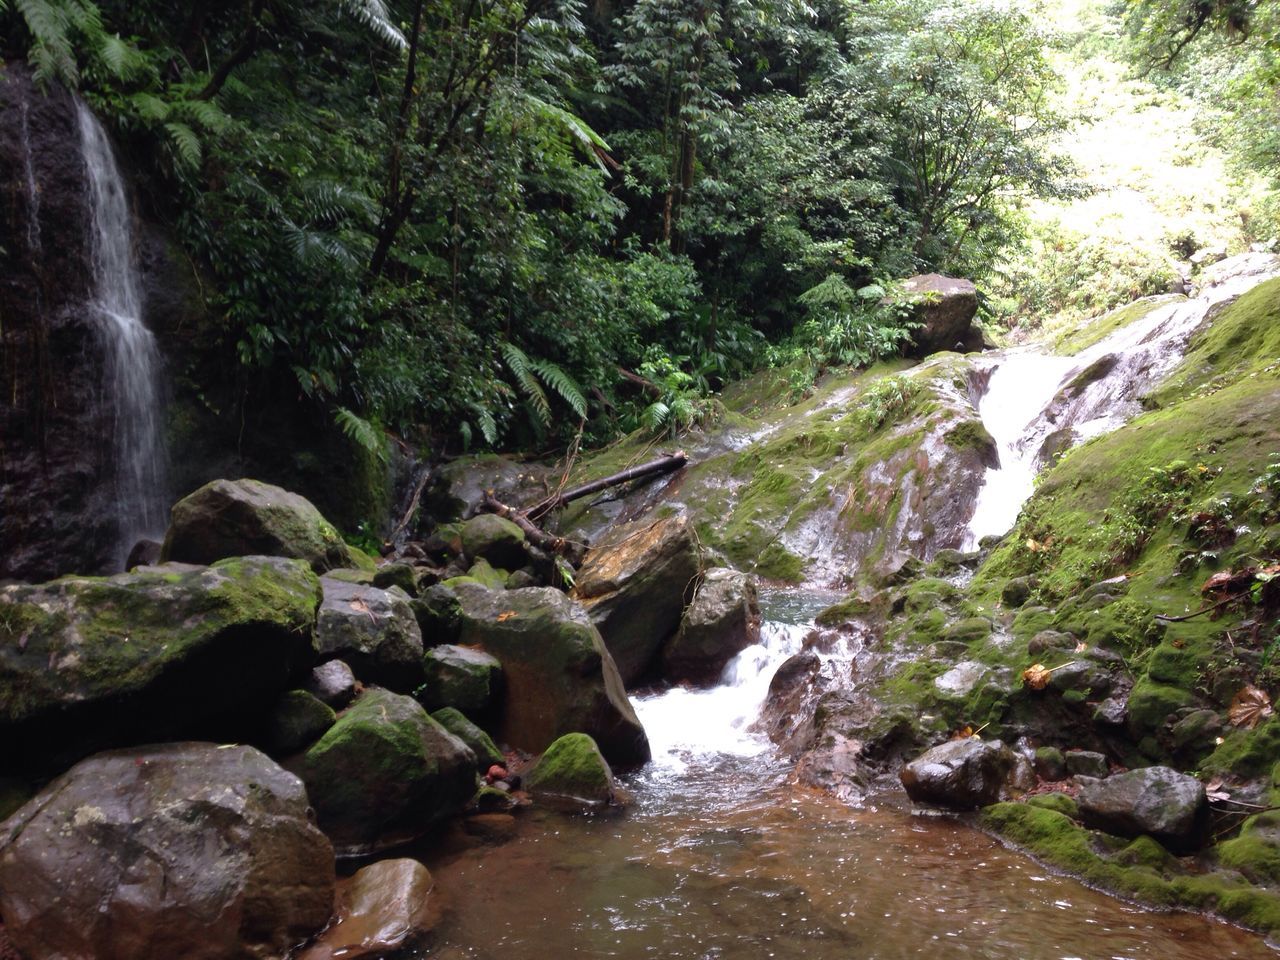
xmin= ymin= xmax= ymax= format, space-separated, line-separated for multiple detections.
xmin=297 ymin=858 xmax=439 ymax=960
xmin=662 ymin=568 xmax=761 ymax=685
xmin=526 ymin=732 xmax=617 ymax=807
xmin=1077 ymin=765 xmax=1208 ymax=853
xmin=300 ymin=688 xmax=476 ymax=853
xmin=900 ymin=738 xmax=1018 ymax=809
xmin=455 ymin=584 xmax=650 ymax=768
xmin=0 ymin=556 xmax=320 ymax=772
xmin=0 ymin=743 xmax=335 ymax=960
xmin=162 ymin=478 xmax=367 ymax=572
xmin=572 ymin=514 xmax=701 ymax=685
xmin=316 ymin=578 xmax=424 ymax=691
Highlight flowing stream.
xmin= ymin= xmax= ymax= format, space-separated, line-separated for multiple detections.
xmin=422 ymin=591 xmax=1276 ymax=958
xmin=963 ymin=261 xmax=1278 ymax=548
xmin=75 ymin=100 xmax=168 ymax=564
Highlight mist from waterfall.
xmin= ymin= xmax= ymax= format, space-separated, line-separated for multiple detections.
xmin=75 ymin=100 xmax=168 ymax=564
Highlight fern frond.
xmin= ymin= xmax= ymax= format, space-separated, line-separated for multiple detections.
xmin=500 ymin=341 xmax=551 ymax=426
xmin=97 ymin=32 xmax=147 ymax=80
xmin=467 ymin=403 xmax=499 ymax=446
xmin=129 ymin=91 xmax=170 ymax=121
xmin=334 ymin=406 xmax=387 ymax=461
xmin=172 ymin=97 xmax=230 ymax=133
xmin=530 ymin=358 xmax=588 ymax=419
xmin=522 ymin=93 xmax=612 ymax=171
xmin=164 ymin=121 xmax=201 ymax=168
xmin=340 ymin=0 xmax=407 ymax=50
xmin=641 ymin=400 xmax=670 ymax=434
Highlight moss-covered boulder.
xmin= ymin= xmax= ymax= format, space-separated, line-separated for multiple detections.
xmin=460 ymin=513 xmax=528 ymax=569
xmin=900 ymin=738 xmax=1018 ymax=809
xmin=316 ymin=578 xmax=424 ymax=691
xmin=572 ymin=514 xmax=700 ymax=685
xmin=265 ymin=689 xmax=336 ymax=756
xmin=431 ymin=707 xmax=504 ymax=769
xmin=419 ymin=644 xmax=502 ymax=714
xmin=1078 ymin=766 xmax=1209 ymax=853
xmin=300 ymin=688 xmax=476 ymax=853
xmin=526 ymin=732 xmax=617 ymax=806
xmin=662 ymin=568 xmax=761 ymax=685
xmin=162 ymin=478 xmax=367 ymax=572
xmin=0 ymin=743 xmax=335 ymax=960
xmin=0 ymin=556 xmax=320 ymax=772
xmin=455 ymin=584 xmax=650 ymax=768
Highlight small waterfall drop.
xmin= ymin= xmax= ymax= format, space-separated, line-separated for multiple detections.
xmin=20 ymin=101 xmax=42 ymax=256
xmin=963 ymin=260 xmax=1278 ymax=548
xmin=75 ymin=100 xmax=168 ymax=562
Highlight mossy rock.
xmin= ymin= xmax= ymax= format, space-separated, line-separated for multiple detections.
xmin=0 ymin=556 xmax=320 ymax=773
xmin=943 ymin=617 xmax=992 ymax=643
xmin=431 ymin=707 xmax=504 ymax=769
xmin=419 ymin=644 xmax=502 ymax=715
xmin=1127 ymin=678 xmax=1195 ymax=743
xmin=300 ymin=688 xmax=476 ymax=853
xmin=372 ymin=562 xmax=419 ymax=596
xmin=460 ymin=514 xmax=528 ymax=569
xmin=1218 ymin=811 xmax=1280 ymax=886
xmin=1026 ymin=792 xmax=1078 ymax=818
xmin=443 ymin=558 xmax=510 ymax=592
xmin=161 ymin=478 xmax=361 ymax=573
xmin=526 ymin=732 xmax=616 ymax=806
xmin=265 ymin=689 xmax=336 ymax=756
xmin=1201 ymin=718 xmax=1280 ymax=780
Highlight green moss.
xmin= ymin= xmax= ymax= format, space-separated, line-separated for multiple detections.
xmin=815 ymin=593 xmax=876 ymax=627
xmin=1026 ymin=792 xmax=1079 ymax=818
xmin=944 ymin=617 xmax=992 ymax=643
xmin=1218 ymin=812 xmax=1280 ymax=886
xmin=526 ymin=732 xmax=614 ymax=803
xmin=754 ymin=542 xmax=805 ymax=583
xmin=432 ymin=706 xmax=504 ymax=768
xmin=1126 ymin=677 xmax=1195 ymax=739
xmin=1054 ymin=296 xmax=1177 ymax=355
xmin=943 ymin=418 xmax=996 ymax=454
xmin=1201 ymin=719 xmax=1280 ymax=779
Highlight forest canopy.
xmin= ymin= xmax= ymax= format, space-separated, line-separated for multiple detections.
xmin=3 ymin=0 xmax=1077 ymax=451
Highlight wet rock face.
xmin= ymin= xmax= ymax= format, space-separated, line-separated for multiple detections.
xmin=316 ymin=578 xmax=424 ymax=691
xmin=900 ymin=738 xmax=1018 ymax=809
xmin=0 ymin=743 xmax=335 ymax=960
xmin=1077 ymin=766 xmax=1208 ymax=853
xmin=900 ymin=274 xmax=983 ymax=357
xmin=298 ymin=859 xmax=439 ymax=960
xmin=0 ymin=68 xmax=115 ymax=580
xmin=0 ymin=556 xmax=321 ymax=773
xmin=662 ymin=568 xmax=761 ymax=685
xmin=572 ymin=514 xmax=701 ymax=685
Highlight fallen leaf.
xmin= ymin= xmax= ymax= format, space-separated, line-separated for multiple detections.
xmin=1074 ymin=641 xmax=1087 ymax=653
xmin=1229 ymin=685 xmax=1273 ymax=729
xmin=1023 ymin=663 xmax=1051 ymax=690
xmin=496 ymin=610 xmax=518 ymax=623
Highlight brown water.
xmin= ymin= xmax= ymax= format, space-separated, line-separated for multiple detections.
xmin=418 ymin=592 xmax=1276 ymax=959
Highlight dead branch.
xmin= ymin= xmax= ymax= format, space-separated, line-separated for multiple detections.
xmin=526 ymin=451 xmax=688 ymax=522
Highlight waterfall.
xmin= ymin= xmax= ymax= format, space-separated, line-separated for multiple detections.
xmin=20 ymin=102 xmax=41 ymax=257
xmin=963 ymin=260 xmax=1278 ymax=548
xmin=75 ymin=100 xmax=168 ymax=563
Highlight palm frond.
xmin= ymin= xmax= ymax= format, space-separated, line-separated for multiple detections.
xmin=340 ymin=0 xmax=407 ymax=50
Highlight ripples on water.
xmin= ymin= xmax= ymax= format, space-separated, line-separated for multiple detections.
xmin=422 ymin=591 xmax=1277 ymax=959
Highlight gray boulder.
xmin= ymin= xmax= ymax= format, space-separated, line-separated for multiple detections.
xmin=1077 ymin=765 xmax=1208 ymax=852
xmin=305 ymin=659 xmax=359 ymax=709
xmin=455 ymin=584 xmax=650 ymax=768
xmin=419 ymin=644 xmax=503 ymax=714
xmin=572 ymin=514 xmax=701 ymax=685
xmin=460 ymin=513 xmax=528 ymax=569
xmin=0 ymin=743 xmax=334 ymax=960
xmin=297 ymin=858 xmax=439 ymax=960
xmin=317 ymin=578 xmax=424 ymax=691
xmin=300 ymin=688 xmax=476 ymax=853
xmin=162 ymin=478 xmax=369 ymax=572
xmin=900 ymin=274 xmax=983 ymax=357
xmin=900 ymin=738 xmax=1018 ymax=809
xmin=662 ymin=568 xmax=761 ymax=685
xmin=0 ymin=556 xmax=320 ymax=772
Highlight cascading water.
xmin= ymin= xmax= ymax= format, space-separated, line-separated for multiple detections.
xmin=75 ymin=100 xmax=168 ymax=563
xmin=963 ymin=259 xmax=1279 ymax=549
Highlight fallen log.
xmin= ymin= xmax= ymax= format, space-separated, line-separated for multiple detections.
xmin=526 ymin=451 xmax=688 ymax=522
xmin=480 ymin=491 xmax=587 ymax=565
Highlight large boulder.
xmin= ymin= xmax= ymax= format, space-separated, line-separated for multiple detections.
xmin=419 ymin=644 xmax=503 ymax=714
xmin=900 ymin=738 xmax=1018 ymax=809
xmin=900 ymin=274 xmax=983 ymax=357
xmin=571 ymin=514 xmax=701 ymax=685
xmin=1077 ymin=766 xmax=1208 ymax=853
xmin=300 ymin=688 xmax=476 ymax=853
xmin=662 ymin=568 xmax=761 ymax=685
xmin=316 ymin=578 xmax=424 ymax=691
xmin=0 ymin=556 xmax=320 ymax=772
xmin=431 ymin=707 xmax=505 ymax=769
xmin=459 ymin=513 xmax=527 ymax=569
xmin=297 ymin=859 xmax=440 ymax=960
xmin=0 ymin=743 xmax=334 ymax=960
xmin=162 ymin=478 xmax=366 ymax=573
xmin=455 ymin=584 xmax=650 ymax=768
xmin=264 ymin=690 xmax=336 ymax=756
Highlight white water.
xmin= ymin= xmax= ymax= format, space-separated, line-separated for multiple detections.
xmin=76 ymin=101 xmax=168 ymax=564
xmin=963 ymin=260 xmax=1279 ymax=548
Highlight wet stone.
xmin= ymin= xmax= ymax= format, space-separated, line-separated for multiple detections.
xmin=934 ymin=661 xmax=988 ymax=697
